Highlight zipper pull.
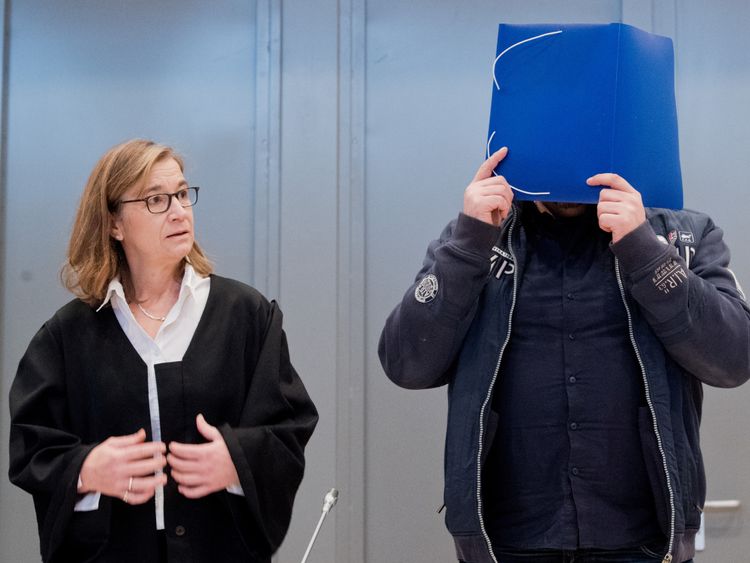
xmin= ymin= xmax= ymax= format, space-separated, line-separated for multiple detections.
xmin=661 ymin=554 xmax=672 ymax=563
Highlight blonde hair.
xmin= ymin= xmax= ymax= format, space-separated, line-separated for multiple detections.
xmin=62 ymin=139 xmax=213 ymax=305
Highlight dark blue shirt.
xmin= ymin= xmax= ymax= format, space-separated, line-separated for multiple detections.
xmin=483 ymin=204 xmax=662 ymax=550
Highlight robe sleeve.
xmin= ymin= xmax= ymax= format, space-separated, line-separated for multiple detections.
xmin=8 ymin=320 xmax=97 ymax=562
xmin=218 ymin=300 xmax=318 ymax=555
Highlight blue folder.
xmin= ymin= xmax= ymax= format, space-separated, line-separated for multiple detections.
xmin=487 ymin=23 xmax=683 ymax=209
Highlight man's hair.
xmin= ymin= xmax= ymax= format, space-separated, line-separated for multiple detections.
xmin=61 ymin=139 xmax=212 ymax=306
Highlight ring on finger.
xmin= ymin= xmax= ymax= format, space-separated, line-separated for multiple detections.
xmin=122 ymin=490 xmax=129 ymax=504
xmin=128 ymin=476 xmax=134 ymax=492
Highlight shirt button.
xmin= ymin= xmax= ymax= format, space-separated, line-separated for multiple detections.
xmin=571 ymin=467 xmax=579 ymax=476
xmin=568 ymin=333 xmax=575 ymax=340
xmin=567 ymin=292 xmax=575 ymax=300
xmin=570 ymin=422 xmax=578 ymax=430
xmin=568 ymin=376 xmax=577 ymax=384
xmin=175 ymin=525 xmax=186 ymax=537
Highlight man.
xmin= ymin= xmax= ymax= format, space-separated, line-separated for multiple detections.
xmin=378 ymin=146 xmax=750 ymax=563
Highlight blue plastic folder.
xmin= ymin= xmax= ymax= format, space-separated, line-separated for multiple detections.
xmin=487 ymin=23 xmax=683 ymax=209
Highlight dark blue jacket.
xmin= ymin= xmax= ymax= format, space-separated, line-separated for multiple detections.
xmin=379 ymin=205 xmax=750 ymax=563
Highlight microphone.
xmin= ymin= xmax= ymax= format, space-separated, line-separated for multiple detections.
xmin=322 ymin=488 xmax=338 ymax=513
xmin=300 ymin=488 xmax=339 ymax=563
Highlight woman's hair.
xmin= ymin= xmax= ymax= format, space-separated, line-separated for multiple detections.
xmin=62 ymin=139 xmax=212 ymax=306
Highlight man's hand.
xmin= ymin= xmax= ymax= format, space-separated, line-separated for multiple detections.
xmin=168 ymin=414 xmax=240 ymax=499
xmin=79 ymin=428 xmax=167 ymax=504
xmin=587 ymin=173 xmax=646 ymax=243
xmin=463 ymin=147 xmax=514 ymax=227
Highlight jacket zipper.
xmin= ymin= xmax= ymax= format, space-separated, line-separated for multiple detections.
xmin=476 ymin=213 xmax=518 ymax=563
xmin=615 ymin=258 xmax=675 ymax=563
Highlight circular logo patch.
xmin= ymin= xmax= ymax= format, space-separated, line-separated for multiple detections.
xmin=415 ymin=274 xmax=439 ymax=303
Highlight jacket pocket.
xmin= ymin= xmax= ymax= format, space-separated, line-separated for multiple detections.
xmin=638 ymin=407 xmax=671 ymax=538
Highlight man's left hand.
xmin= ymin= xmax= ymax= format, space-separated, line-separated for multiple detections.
xmin=587 ymin=173 xmax=646 ymax=243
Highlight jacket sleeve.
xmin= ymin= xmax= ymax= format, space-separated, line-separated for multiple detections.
xmin=218 ymin=300 xmax=318 ymax=557
xmin=8 ymin=320 xmax=97 ymax=562
xmin=612 ymin=217 xmax=750 ymax=388
xmin=378 ymin=212 xmax=501 ymax=389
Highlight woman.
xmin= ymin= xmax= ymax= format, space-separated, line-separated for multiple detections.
xmin=8 ymin=139 xmax=318 ymax=563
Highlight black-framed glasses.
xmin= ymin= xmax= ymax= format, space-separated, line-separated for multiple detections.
xmin=118 ymin=187 xmax=199 ymax=214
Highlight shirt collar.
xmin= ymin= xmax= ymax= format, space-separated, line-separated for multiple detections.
xmin=96 ymin=264 xmax=205 ymax=312
xmin=180 ymin=263 xmax=203 ymax=300
xmin=97 ymin=277 xmax=126 ymax=312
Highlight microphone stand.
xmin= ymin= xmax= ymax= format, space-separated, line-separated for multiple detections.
xmin=300 ymin=488 xmax=338 ymax=563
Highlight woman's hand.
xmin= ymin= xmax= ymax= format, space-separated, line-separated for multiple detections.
xmin=168 ymin=414 xmax=240 ymax=499
xmin=79 ymin=428 xmax=167 ymax=504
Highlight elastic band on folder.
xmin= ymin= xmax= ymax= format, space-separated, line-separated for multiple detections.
xmin=486 ymin=131 xmax=551 ymax=196
xmin=492 ymin=30 xmax=563 ymax=90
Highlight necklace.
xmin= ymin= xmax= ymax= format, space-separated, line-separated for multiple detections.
xmin=137 ymin=303 xmax=166 ymax=322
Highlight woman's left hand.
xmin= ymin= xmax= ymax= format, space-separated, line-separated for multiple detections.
xmin=168 ymin=414 xmax=241 ymax=499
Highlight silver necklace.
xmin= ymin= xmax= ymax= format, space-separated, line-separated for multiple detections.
xmin=137 ymin=303 xmax=166 ymax=322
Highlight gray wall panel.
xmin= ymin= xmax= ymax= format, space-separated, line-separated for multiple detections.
xmin=275 ymin=1 xmax=339 ymax=561
xmin=675 ymin=1 xmax=750 ymax=559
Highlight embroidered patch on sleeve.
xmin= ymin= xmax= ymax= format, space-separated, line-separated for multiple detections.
xmin=678 ymin=231 xmax=694 ymax=243
xmin=415 ymin=274 xmax=439 ymax=303
xmin=652 ymin=257 xmax=687 ymax=294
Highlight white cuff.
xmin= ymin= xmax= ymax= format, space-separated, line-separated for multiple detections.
xmin=74 ymin=492 xmax=101 ymax=512
xmin=226 ymin=483 xmax=245 ymax=496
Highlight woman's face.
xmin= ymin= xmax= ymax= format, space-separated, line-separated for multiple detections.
xmin=110 ymin=157 xmax=195 ymax=273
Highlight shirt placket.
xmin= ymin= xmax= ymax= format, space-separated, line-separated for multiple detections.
xmin=562 ymin=247 xmax=584 ymax=545
xmin=143 ymin=334 xmax=167 ymax=530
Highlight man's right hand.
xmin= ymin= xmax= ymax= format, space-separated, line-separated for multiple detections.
xmin=79 ymin=428 xmax=167 ymax=505
xmin=463 ymin=147 xmax=514 ymax=227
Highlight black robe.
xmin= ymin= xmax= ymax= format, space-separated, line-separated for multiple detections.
xmin=8 ymin=275 xmax=318 ymax=563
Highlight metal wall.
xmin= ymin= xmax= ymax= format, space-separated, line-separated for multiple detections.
xmin=0 ymin=1 xmax=747 ymax=561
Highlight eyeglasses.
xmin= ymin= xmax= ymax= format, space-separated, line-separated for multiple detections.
xmin=118 ymin=187 xmax=199 ymax=214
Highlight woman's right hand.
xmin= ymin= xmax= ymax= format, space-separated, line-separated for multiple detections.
xmin=79 ymin=428 xmax=167 ymax=504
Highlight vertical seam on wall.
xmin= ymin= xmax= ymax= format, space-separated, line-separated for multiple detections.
xmin=672 ymin=0 xmax=679 ymax=87
xmin=0 ymin=0 xmax=10 ymax=540
xmin=651 ymin=0 xmax=655 ymax=32
xmin=0 ymin=0 xmax=11 ymax=450
xmin=254 ymin=0 xmax=282 ymax=299
xmin=256 ymin=9 xmax=281 ymax=563
xmin=336 ymin=0 xmax=366 ymax=560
